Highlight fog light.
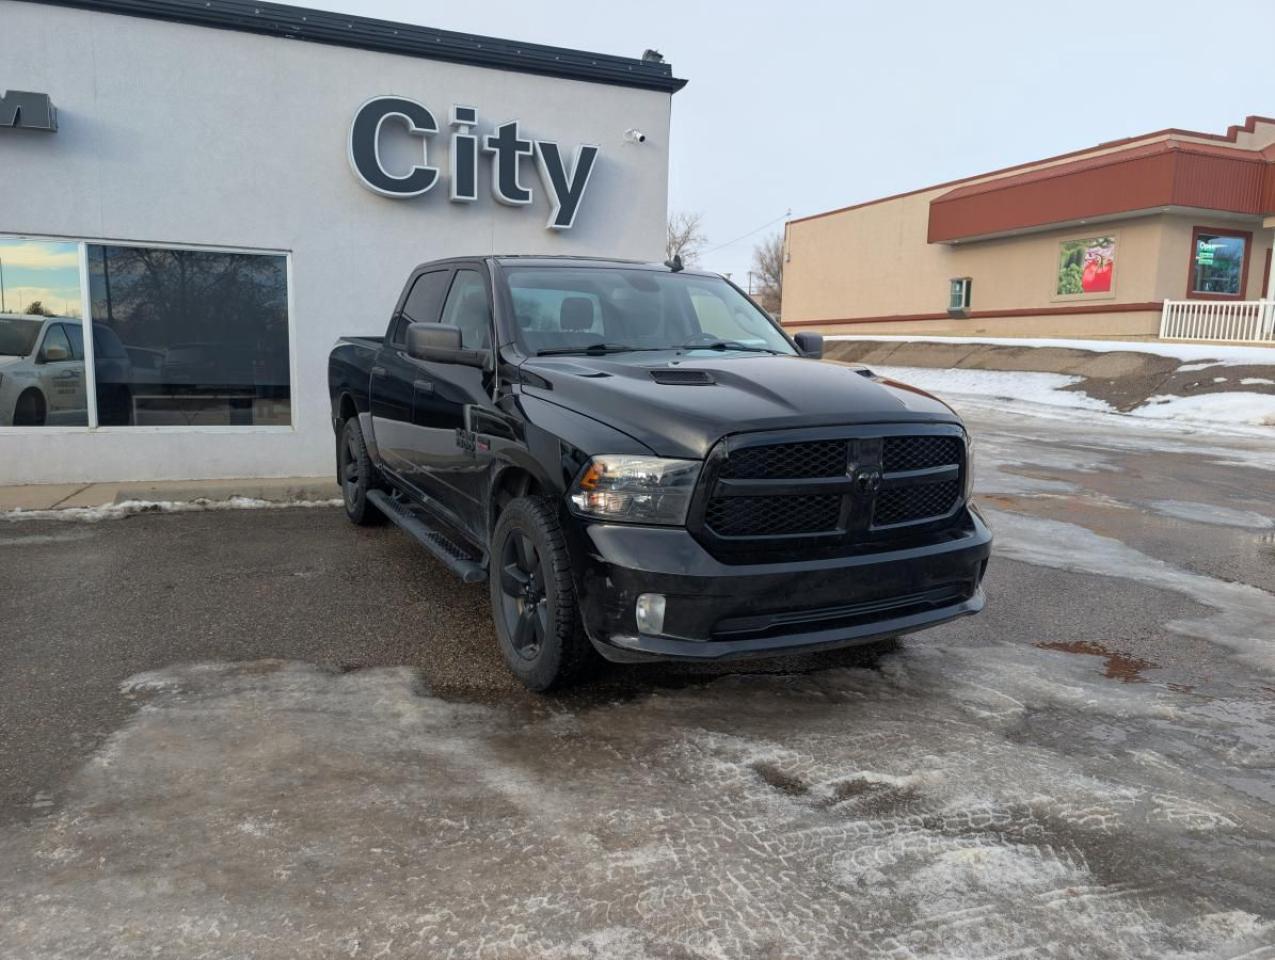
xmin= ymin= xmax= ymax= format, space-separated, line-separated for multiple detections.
xmin=635 ymin=593 xmax=667 ymax=635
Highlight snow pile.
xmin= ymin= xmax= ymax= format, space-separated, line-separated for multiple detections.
xmin=2 ymin=496 xmax=342 ymax=523
xmin=1134 ymin=392 xmax=1275 ymax=426
xmin=872 ymin=365 xmax=1275 ymax=427
xmin=830 ymin=334 xmax=1275 ymax=366
xmin=876 ymin=366 xmax=1113 ymax=412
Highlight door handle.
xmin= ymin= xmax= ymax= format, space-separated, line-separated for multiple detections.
xmin=371 ymin=366 xmax=387 ymax=378
xmin=413 ymin=380 xmax=434 ymax=395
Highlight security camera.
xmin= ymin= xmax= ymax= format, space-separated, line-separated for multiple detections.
xmin=624 ymin=128 xmax=647 ymax=144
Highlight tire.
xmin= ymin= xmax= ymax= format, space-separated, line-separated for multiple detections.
xmin=338 ymin=417 xmax=386 ymax=526
xmin=13 ymin=390 xmax=46 ymax=426
xmin=490 ymin=496 xmax=595 ymax=692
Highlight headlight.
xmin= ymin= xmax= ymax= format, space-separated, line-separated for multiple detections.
xmin=963 ymin=430 xmax=976 ymax=499
xmin=569 ymin=455 xmax=701 ymax=525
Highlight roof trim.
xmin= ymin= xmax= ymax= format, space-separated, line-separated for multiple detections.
xmin=783 ymin=301 xmax=1165 ymax=328
xmin=927 ymin=141 xmax=1272 ymax=243
xmin=788 ymin=115 xmax=1275 ymax=226
xmin=31 ymin=0 xmax=688 ymax=93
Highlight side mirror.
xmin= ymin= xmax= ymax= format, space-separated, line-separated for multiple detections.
xmin=405 ymin=322 xmax=489 ymax=368
xmin=42 ymin=344 xmax=69 ymax=363
xmin=793 ymin=331 xmax=823 ymax=359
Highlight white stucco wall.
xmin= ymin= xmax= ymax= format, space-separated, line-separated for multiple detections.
xmin=0 ymin=0 xmax=673 ymax=483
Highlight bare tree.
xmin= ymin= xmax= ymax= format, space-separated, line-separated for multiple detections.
xmin=666 ymin=211 xmax=707 ymax=266
xmin=24 ymin=300 xmax=50 ymax=316
xmin=751 ymin=232 xmax=784 ymax=316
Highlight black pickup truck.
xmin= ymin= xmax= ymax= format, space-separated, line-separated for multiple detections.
xmin=328 ymin=256 xmax=991 ymax=690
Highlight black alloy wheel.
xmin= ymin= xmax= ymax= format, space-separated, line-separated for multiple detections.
xmin=488 ymin=496 xmax=594 ymax=691
xmin=339 ymin=417 xmax=384 ymax=525
xmin=498 ymin=529 xmax=550 ymax=661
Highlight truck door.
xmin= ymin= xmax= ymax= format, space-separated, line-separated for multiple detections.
xmin=409 ymin=266 xmax=500 ymax=534
xmin=369 ymin=268 xmax=452 ymax=487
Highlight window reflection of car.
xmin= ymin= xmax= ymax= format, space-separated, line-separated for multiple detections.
xmin=0 ymin=314 xmax=87 ymax=426
xmin=0 ymin=315 xmax=138 ymax=426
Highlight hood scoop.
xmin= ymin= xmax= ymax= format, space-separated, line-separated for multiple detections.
xmin=649 ymin=368 xmax=716 ymax=386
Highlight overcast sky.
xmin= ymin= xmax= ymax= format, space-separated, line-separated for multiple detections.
xmin=308 ymin=0 xmax=1275 ymax=279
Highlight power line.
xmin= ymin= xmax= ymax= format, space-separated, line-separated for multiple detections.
xmin=700 ymin=209 xmax=790 ymax=257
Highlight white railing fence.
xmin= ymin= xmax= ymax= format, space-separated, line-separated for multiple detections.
xmin=1160 ymin=299 xmax=1275 ymax=342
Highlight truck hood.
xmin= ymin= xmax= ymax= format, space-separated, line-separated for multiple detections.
xmin=518 ymin=353 xmax=961 ymax=459
xmin=0 ymin=355 xmax=24 ymax=372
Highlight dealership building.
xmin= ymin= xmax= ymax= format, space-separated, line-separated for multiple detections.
xmin=782 ymin=116 xmax=1275 ymax=341
xmin=1 ymin=0 xmax=683 ymax=484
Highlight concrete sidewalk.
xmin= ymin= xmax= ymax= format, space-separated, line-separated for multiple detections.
xmin=0 ymin=476 xmax=339 ymax=511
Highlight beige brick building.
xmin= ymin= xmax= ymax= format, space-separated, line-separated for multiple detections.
xmin=782 ymin=116 xmax=1275 ymax=339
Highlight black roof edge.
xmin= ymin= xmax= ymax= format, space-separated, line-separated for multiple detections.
xmin=32 ymin=0 xmax=688 ymax=94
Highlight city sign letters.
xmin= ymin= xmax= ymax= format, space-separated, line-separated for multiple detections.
xmin=348 ymin=97 xmax=599 ymax=230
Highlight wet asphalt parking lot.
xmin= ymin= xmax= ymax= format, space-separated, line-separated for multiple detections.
xmin=1 ymin=397 xmax=1273 ymax=959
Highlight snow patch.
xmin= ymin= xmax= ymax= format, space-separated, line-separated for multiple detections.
xmin=7 ymin=657 xmax=1271 ymax=959
xmin=872 ymin=365 xmax=1275 ymax=428
xmin=873 ymin=365 xmax=1114 ymax=412
xmin=1131 ymin=392 xmax=1275 ymax=426
xmin=985 ymin=507 xmax=1275 ymax=671
xmin=1143 ymin=500 xmax=1274 ymax=529
xmin=2 ymin=496 xmax=343 ymax=523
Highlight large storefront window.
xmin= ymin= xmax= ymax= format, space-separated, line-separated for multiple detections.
xmin=0 ymin=238 xmax=88 ymax=427
xmin=0 ymin=236 xmax=290 ymax=430
xmin=1190 ymin=229 xmax=1248 ymax=298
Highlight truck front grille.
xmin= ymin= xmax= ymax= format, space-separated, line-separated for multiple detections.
xmin=720 ymin=439 xmax=848 ymax=479
xmin=704 ymin=493 xmax=842 ymax=536
xmin=696 ymin=427 xmax=966 ymax=548
xmin=882 ymin=435 xmax=962 ymax=473
xmin=873 ymin=479 xmax=962 ymax=526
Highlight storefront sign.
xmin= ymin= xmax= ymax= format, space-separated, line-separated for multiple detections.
xmin=348 ymin=97 xmax=599 ymax=230
xmin=0 ymin=90 xmax=57 ymax=132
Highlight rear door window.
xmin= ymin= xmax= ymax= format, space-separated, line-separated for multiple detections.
xmin=398 ymin=270 xmax=451 ymax=343
xmin=439 ymin=270 xmax=493 ymax=350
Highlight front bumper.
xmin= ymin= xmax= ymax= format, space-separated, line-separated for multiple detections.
xmin=568 ymin=508 xmax=992 ymax=663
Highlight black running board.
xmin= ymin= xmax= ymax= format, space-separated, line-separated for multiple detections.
xmin=366 ymin=489 xmax=486 ymax=583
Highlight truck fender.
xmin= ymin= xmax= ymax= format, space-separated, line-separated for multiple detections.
xmin=487 ymin=450 xmax=557 ymax=532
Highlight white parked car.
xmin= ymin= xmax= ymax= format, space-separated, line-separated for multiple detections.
xmin=0 ymin=314 xmax=132 ymax=426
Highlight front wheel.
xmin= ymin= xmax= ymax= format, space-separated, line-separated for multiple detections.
xmin=13 ymin=390 xmax=46 ymax=426
xmin=490 ymin=496 xmax=595 ymax=692
xmin=339 ymin=417 xmax=385 ymax=526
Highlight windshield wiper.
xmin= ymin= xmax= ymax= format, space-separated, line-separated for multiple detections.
xmin=677 ymin=339 xmax=780 ymax=354
xmin=535 ymin=343 xmax=663 ymax=357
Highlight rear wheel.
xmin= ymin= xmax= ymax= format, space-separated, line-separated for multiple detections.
xmin=339 ymin=417 xmax=385 ymax=526
xmin=490 ymin=496 xmax=594 ymax=692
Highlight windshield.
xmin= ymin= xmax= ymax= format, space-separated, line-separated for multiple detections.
xmin=0 ymin=317 xmax=44 ymax=357
xmin=503 ymin=266 xmax=796 ymax=357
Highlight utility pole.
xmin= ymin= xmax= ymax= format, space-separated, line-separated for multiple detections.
xmin=0 ymin=255 xmax=6 ymax=313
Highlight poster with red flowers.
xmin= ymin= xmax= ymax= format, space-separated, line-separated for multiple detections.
xmin=1056 ymin=236 xmax=1115 ymax=295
